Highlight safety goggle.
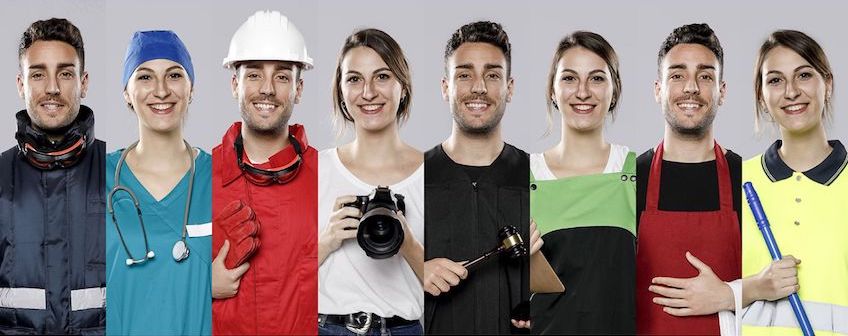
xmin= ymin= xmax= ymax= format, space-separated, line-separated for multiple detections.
xmin=20 ymin=136 xmax=87 ymax=170
xmin=234 ymin=133 xmax=303 ymax=186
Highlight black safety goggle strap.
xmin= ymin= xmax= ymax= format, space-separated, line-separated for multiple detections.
xmin=234 ymin=133 xmax=304 ymax=182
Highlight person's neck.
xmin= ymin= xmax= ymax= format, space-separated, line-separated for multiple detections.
xmin=241 ymin=123 xmax=290 ymax=164
xmin=662 ymin=126 xmax=717 ymax=163
xmin=552 ymin=125 xmax=608 ymax=165
xmin=344 ymin=125 xmax=405 ymax=166
xmin=779 ymin=124 xmax=831 ymax=172
xmin=134 ymin=127 xmax=190 ymax=169
xmin=443 ymin=124 xmax=504 ymax=166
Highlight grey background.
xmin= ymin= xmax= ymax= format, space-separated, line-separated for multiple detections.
xmin=3 ymin=0 xmax=846 ymax=159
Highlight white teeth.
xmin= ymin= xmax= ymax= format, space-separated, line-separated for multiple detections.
xmin=785 ymin=104 xmax=805 ymax=112
xmin=465 ymin=102 xmax=488 ymax=110
xmin=43 ymin=104 xmax=60 ymax=111
xmin=573 ymin=104 xmax=594 ymax=111
xmin=361 ymin=104 xmax=382 ymax=112
xmin=150 ymin=103 xmax=173 ymax=110
xmin=254 ymin=103 xmax=276 ymax=111
xmin=677 ymin=103 xmax=700 ymax=109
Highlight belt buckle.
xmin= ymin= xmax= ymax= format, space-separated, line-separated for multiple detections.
xmin=345 ymin=312 xmax=373 ymax=335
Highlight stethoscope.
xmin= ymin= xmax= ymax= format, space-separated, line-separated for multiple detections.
xmin=108 ymin=140 xmax=195 ymax=266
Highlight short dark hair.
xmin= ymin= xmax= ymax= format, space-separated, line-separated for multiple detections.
xmin=657 ymin=23 xmax=723 ymax=79
xmin=444 ymin=21 xmax=511 ymax=76
xmin=19 ymin=18 xmax=85 ymax=72
xmin=754 ymin=30 xmax=834 ymax=131
xmin=546 ymin=31 xmax=622 ymax=127
xmin=332 ymin=28 xmax=413 ymax=128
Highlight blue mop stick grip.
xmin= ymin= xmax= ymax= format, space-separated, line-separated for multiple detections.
xmin=743 ymin=182 xmax=815 ymax=336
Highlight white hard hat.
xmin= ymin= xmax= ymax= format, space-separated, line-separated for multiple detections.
xmin=223 ymin=10 xmax=314 ymax=70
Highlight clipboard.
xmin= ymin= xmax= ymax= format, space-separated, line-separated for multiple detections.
xmin=530 ymin=251 xmax=565 ymax=293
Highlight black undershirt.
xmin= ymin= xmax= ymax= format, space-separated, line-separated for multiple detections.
xmin=636 ymin=149 xmax=742 ymax=228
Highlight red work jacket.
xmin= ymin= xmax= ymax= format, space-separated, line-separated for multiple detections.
xmin=212 ymin=122 xmax=317 ymax=335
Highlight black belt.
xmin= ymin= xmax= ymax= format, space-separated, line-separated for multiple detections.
xmin=320 ymin=313 xmax=417 ymax=332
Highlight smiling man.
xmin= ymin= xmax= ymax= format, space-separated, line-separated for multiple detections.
xmin=210 ymin=10 xmax=317 ymax=335
xmin=423 ymin=21 xmax=530 ymax=334
xmin=635 ymin=23 xmax=742 ymax=335
xmin=0 ymin=18 xmax=106 ymax=334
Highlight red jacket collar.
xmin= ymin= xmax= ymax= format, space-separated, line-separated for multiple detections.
xmin=219 ymin=122 xmax=310 ymax=186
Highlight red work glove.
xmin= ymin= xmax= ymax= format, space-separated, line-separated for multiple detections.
xmin=214 ymin=200 xmax=261 ymax=269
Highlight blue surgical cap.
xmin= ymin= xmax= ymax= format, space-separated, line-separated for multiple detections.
xmin=122 ymin=30 xmax=194 ymax=88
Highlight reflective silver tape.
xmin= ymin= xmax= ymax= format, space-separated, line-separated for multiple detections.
xmin=0 ymin=287 xmax=46 ymax=309
xmin=742 ymin=298 xmax=848 ymax=334
xmin=71 ymin=287 xmax=106 ymax=311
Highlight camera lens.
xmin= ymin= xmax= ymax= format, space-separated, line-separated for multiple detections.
xmin=357 ymin=208 xmax=404 ymax=259
xmin=366 ymin=217 xmax=395 ymax=244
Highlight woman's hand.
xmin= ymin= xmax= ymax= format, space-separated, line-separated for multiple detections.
xmin=529 ymin=219 xmax=543 ymax=255
xmin=398 ymin=211 xmax=424 ymax=282
xmin=318 ymin=195 xmax=361 ymax=265
xmin=742 ymin=255 xmax=800 ymax=306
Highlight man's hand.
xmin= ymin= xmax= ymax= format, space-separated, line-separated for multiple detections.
xmin=649 ymin=251 xmax=734 ymax=316
xmin=423 ymin=258 xmax=468 ymax=296
xmin=529 ymin=219 xmax=543 ymax=255
xmin=511 ymin=319 xmax=531 ymax=329
xmin=212 ymin=240 xmax=250 ymax=299
xmin=743 ymin=255 xmax=800 ymax=306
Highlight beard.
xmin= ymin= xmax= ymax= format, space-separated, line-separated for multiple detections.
xmin=27 ymin=94 xmax=80 ymax=134
xmin=663 ymin=94 xmax=717 ymax=139
xmin=239 ymin=94 xmax=292 ymax=136
xmin=451 ymin=93 xmax=505 ymax=135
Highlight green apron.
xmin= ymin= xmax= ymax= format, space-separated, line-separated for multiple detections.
xmin=530 ymin=152 xmax=636 ymax=334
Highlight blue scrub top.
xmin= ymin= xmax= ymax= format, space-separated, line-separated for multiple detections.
xmin=105 ymin=149 xmax=212 ymax=335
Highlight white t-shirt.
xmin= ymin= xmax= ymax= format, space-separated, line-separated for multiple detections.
xmin=530 ymin=143 xmax=630 ymax=180
xmin=317 ymin=148 xmax=424 ymax=320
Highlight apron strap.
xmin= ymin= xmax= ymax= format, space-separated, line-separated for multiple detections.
xmin=646 ymin=141 xmax=733 ymax=211
xmin=622 ymin=151 xmax=637 ymax=174
xmin=645 ymin=142 xmax=665 ymax=211
xmin=713 ymin=141 xmax=733 ymax=211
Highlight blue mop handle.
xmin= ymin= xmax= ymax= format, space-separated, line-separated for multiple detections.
xmin=743 ymin=182 xmax=815 ymax=336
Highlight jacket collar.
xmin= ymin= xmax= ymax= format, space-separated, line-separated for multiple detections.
xmin=220 ymin=122 xmax=309 ymax=186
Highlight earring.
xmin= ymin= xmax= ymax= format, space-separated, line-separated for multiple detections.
xmin=552 ymin=100 xmax=558 ymax=110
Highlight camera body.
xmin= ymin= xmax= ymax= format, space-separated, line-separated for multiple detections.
xmin=344 ymin=186 xmax=406 ymax=259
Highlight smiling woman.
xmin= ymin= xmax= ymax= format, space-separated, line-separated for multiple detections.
xmin=530 ymin=31 xmax=637 ymax=335
xmin=105 ymin=30 xmax=212 ymax=335
xmin=318 ymin=28 xmax=425 ymax=336
xmin=741 ymin=30 xmax=848 ymax=336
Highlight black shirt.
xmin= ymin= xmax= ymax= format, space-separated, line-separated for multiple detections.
xmin=424 ymin=143 xmax=530 ymax=335
xmin=636 ymin=148 xmax=742 ymax=227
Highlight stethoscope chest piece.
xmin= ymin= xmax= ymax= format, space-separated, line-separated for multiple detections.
xmin=172 ymin=240 xmax=189 ymax=262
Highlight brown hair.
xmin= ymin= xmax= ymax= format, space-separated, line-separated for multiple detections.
xmin=19 ymin=18 xmax=85 ymax=72
xmin=331 ymin=28 xmax=412 ymax=130
xmin=546 ymin=31 xmax=622 ymax=132
xmin=754 ymin=30 xmax=834 ymax=131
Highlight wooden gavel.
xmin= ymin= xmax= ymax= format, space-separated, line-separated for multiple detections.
xmin=462 ymin=225 xmax=528 ymax=268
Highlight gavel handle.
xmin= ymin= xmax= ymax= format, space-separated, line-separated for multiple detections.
xmin=462 ymin=246 xmax=504 ymax=268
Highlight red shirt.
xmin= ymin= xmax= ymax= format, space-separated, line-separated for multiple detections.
xmin=212 ymin=122 xmax=317 ymax=335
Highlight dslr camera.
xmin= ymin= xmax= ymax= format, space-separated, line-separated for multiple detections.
xmin=344 ymin=186 xmax=406 ymax=259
